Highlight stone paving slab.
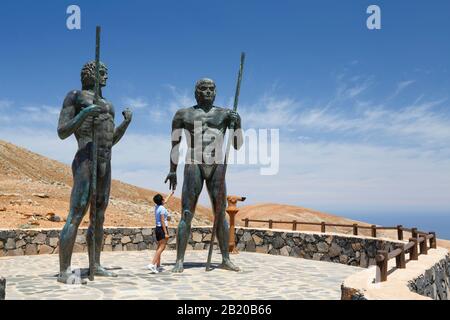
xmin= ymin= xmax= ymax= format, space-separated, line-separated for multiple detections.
xmin=0 ymin=251 xmax=360 ymax=300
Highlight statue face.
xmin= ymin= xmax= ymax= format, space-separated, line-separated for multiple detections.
xmin=195 ymin=80 xmax=216 ymax=105
xmin=99 ymin=67 xmax=108 ymax=87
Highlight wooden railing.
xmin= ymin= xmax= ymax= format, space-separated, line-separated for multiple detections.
xmin=241 ymin=218 xmax=437 ymax=282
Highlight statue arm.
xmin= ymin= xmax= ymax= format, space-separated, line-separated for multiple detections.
xmin=230 ymin=111 xmax=243 ymax=150
xmin=57 ymin=91 xmax=86 ymax=140
xmin=113 ymin=109 xmax=132 ymax=146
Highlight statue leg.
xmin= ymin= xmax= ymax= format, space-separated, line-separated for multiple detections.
xmin=172 ymin=164 xmax=203 ymax=273
xmin=206 ymin=165 xmax=239 ymax=271
xmin=58 ymin=155 xmax=91 ymax=284
xmin=86 ymin=161 xmax=117 ymax=277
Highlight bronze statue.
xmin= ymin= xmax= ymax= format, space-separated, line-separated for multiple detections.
xmin=56 ymin=60 xmax=132 ymax=284
xmin=165 ymin=78 xmax=243 ymax=273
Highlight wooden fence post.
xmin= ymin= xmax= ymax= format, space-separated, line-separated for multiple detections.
xmin=419 ymin=236 xmax=428 ymax=255
xmin=292 ymin=220 xmax=297 ymax=231
xmin=429 ymin=232 xmax=437 ymax=249
xmin=376 ymin=250 xmax=389 ymax=282
xmin=321 ymin=222 xmax=326 ymax=233
xmin=244 ymin=218 xmax=249 ymax=227
xmin=395 ymin=246 xmax=406 ymax=269
xmin=371 ymin=225 xmax=377 ymax=238
xmin=353 ymin=224 xmax=358 ymax=236
xmin=397 ymin=225 xmax=403 ymax=240
xmin=409 ymin=237 xmax=418 ymax=260
xmin=412 ymin=228 xmax=418 ymax=239
xmin=269 ymin=219 xmax=273 ymax=229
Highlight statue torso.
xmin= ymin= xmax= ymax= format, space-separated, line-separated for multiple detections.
xmin=74 ymin=90 xmax=115 ymax=161
xmin=179 ymin=105 xmax=230 ymax=164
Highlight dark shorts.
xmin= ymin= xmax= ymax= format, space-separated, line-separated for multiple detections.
xmin=155 ymin=226 xmax=167 ymax=241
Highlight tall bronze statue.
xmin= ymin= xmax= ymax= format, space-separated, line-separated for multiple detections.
xmin=56 ymin=56 xmax=132 ymax=284
xmin=165 ymin=77 xmax=244 ymax=273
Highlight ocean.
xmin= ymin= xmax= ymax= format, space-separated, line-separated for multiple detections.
xmin=343 ymin=213 xmax=450 ymax=241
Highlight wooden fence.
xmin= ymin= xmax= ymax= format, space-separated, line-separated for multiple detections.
xmin=241 ymin=218 xmax=437 ymax=282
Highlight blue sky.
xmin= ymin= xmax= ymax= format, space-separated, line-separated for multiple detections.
xmin=0 ymin=1 xmax=450 ymax=219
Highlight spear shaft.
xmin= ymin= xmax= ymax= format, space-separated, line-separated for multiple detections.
xmin=206 ymin=52 xmax=245 ymax=271
xmin=89 ymin=25 xmax=101 ymax=281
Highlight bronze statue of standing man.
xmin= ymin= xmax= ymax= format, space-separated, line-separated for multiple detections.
xmin=57 ymin=60 xmax=132 ymax=284
xmin=165 ymin=78 xmax=243 ymax=273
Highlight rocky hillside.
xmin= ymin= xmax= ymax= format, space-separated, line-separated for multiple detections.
xmin=0 ymin=139 xmax=212 ymax=229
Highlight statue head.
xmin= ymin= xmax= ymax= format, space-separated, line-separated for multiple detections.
xmin=81 ymin=61 xmax=108 ymax=89
xmin=195 ymin=78 xmax=216 ymax=106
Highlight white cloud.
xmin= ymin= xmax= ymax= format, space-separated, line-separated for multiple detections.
xmin=122 ymin=97 xmax=148 ymax=109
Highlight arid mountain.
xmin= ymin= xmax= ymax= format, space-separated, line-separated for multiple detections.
xmin=0 ymin=139 xmax=212 ymax=229
xmin=1 ymin=139 xmax=448 ymax=250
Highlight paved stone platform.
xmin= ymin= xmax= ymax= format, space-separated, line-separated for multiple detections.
xmin=0 ymin=251 xmax=360 ymax=300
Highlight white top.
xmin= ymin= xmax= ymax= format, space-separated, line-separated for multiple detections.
xmin=155 ymin=205 xmax=169 ymax=227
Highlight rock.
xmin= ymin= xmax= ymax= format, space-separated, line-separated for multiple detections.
xmin=113 ymin=244 xmax=123 ymax=251
xmin=126 ymin=243 xmax=137 ymax=251
xmin=255 ymin=245 xmax=269 ymax=254
xmin=0 ymin=277 xmax=5 ymax=300
xmin=246 ymin=240 xmax=256 ymax=252
xmin=0 ymin=241 xmax=3 ymax=250
xmin=313 ymin=253 xmax=324 ymax=261
xmin=104 ymin=235 xmax=112 ymax=245
xmin=32 ymin=193 xmax=49 ymax=198
xmin=329 ymin=243 xmax=341 ymax=258
xmin=242 ymin=231 xmax=252 ymax=242
xmin=39 ymin=245 xmax=54 ymax=254
xmin=15 ymin=239 xmax=26 ymax=248
xmin=8 ymin=248 xmax=24 ymax=256
xmin=280 ymin=246 xmax=290 ymax=256
xmin=252 ymin=234 xmax=264 ymax=245
xmin=272 ymin=236 xmax=284 ymax=249
xmin=75 ymin=234 xmax=86 ymax=244
xmin=33 ymin=233 xmax=47 ymax=244
xmin=203 ymin=233 xmax=212 ymax=242
xmin=236 ymin=242 xmax=245 ymax=251
xmin=5 ymin=238 xmax=16 ymax=250
xmin=192 ymin=232 xmax=203 ymax=243
xmin=121 ymin=236 xmax=132 ymax=244
xmin=340 ymin=255 xmax=349 ymax=264
xmin=103 ymin=245 xmax=112 ymax=252
xmin=25 ymin=244 xmax=38 ymax=255
xmin=325 ymin=236 xmax=333 ymax=244
xmin=142 ymin=228 xmax=152 ymax=236
xmin=351 ymin=243 xmax=362 ymax=251
xmin=317 ymin=242 xmax=329 ymax=253
xmin=133 ymin=234 xmax=144 ymax=243
xmin=137 ymin=242 xmax=147 ymax=251
xmin=359 ymin=251 xmax=368 ymax=268
xmin=0 ymin=207 xmax=6 ymax=211
xmin=48 ymin=237 xmax=59 ymax=247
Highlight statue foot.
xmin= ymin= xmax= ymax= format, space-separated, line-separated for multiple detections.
xmin=94 ymin=265 xmax=118 ymax=277
xmin=57 ymin=271 xmax=87 ymax=285
xmin=220 ymin=259 xmax=240 ymax=272
xmin=171 ymin=261 xmax=184 ymax=273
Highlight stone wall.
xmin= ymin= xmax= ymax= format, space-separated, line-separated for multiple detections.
xmin=234 ymin=228 xmax=402 ymax=267
xmin=408 ymin=254 xmax=450 ymax=300
xmin=0 ymin=227 xmax=402 ymax=269
xmin=0 ymin=227 xmax=214 ymax=256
